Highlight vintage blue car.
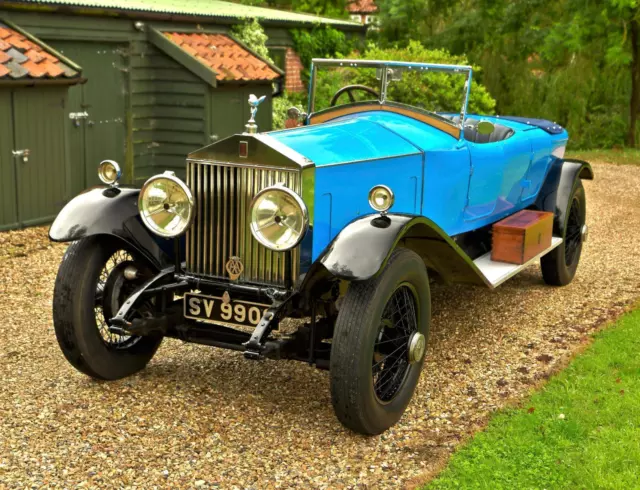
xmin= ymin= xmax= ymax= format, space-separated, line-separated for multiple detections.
xmin=49 ymin=58 xmax=593 ymax=435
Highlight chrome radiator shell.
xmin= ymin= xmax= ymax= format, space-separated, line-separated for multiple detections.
xmin=185 ymin=160 xmax=301 ymax=286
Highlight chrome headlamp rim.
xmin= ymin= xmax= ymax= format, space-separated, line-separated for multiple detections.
xmin=98 ymin=160 xmax=122 ymax=186
xmin=368 ymin=184 xmax=395 ymax=213
xmin=138 ymin=171 xmax=196 ymax=238
xmin=250 ymin=183 xmax=309 ymax=251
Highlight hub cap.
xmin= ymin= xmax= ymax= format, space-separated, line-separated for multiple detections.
xmin=407 ymin=332 xmax=426 ymax=364
xmin=372 ymin=284 xmax=420 ymax=402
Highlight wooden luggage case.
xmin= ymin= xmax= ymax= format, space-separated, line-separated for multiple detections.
xmin=491 ymin=210 xmax=554 ymax=265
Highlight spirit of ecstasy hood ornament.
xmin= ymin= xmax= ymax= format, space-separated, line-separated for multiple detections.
xmin=245 ymin=94 xmax=266 ymax=134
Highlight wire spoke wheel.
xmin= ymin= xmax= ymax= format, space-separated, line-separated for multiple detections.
xmin=330 ymin=248 xmax=430 ymax=435
xmin=94 ymin=250 xmax=139 ymax=348
xmin=564 ymin=198 xmax=583 ymax=267
xmin=372 ymin=284 xmax=419 ymax=402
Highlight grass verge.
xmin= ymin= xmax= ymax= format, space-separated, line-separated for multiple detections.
xmin=567 ymin=149 xmax=640 ymax=166
xmin=425 ymin=307 xmax=640 ymax=490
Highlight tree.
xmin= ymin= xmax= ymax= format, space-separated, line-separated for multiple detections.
xmin=231 ymin=18 xmax=273 ymax=62
xmin=236 ymin=0 xmax=349 ymax=18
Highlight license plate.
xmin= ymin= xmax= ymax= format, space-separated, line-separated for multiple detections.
xmin=184 ymin=292 xmax=269 ymax=328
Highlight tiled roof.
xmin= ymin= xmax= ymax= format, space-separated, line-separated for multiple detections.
xmin=0 ymin=22 xmax=80 ymax=81
xmin=16 ymin=0 xmax=361 ymax=27
xmin=347 ymin=0 xmax=378 ymax=13
xmin=164 ymin=32 xmax=281 ymax=82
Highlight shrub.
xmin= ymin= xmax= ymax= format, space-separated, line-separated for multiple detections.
xmin=290 ymin=26 xmax=359 ymax=79
xmin=231 ymin=18 xmax=273 ymax=63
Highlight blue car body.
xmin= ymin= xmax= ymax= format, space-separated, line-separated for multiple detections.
xmin=269 ymin=111 xmax=568 ymax=263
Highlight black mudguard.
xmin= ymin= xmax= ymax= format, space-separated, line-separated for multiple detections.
xmin=49 ymin=186 xmax=172 ymax=269
xmin=535 ymin=158 xmax=594 ymax=235
xmin=313 ymin=214 xmax=487 ymax=286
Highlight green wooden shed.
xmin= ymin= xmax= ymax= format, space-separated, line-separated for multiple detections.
xmin=0 ymin=19 xmax=83 ymax=231
xmin=0 ymin=0 xmax=362 ymax=230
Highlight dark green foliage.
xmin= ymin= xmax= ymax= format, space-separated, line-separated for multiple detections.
xmin=376 ymin=0 xmax=640 ymax=149
xmin=290 ymin=25 xmax=358 ymax=73
xmin=360 ymin=43 xmax=496 ymax=115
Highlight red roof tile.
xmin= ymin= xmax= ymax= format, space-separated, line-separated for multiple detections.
xmin=0 ymin=22 xmax=80 ymax=82
xmin=164 ymin=32 xmax=281 ymax=82
xmin=347 ymin=0 xmax=378 ymax=13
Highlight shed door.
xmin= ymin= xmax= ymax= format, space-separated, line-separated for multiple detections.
xmin=12 ymin=88 xmax=67 ymax=226
xmin=210 ymin=85 xmax=272 ymax=142
xmin=0 ymin=91 xmax=18 ymax=229
xmin=53 ymin=41 xmax=126 ymax=191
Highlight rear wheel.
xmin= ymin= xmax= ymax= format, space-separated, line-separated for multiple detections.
xmin=541 ymin=182 xmax=586 ymax=286
xmin=53 ymin=236 xmax=162 ymax=380
xmin=330 ymin=248 xmax=431 ymax=435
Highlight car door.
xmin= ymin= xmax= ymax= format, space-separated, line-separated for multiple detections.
xmin=463 ymin=132 xmax=532 ymax=222
xmin=463 ymin=141 xmax=506 ymax=221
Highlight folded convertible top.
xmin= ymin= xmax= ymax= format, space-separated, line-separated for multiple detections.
xmin=495 ymin=116 xmax=564 ymax=135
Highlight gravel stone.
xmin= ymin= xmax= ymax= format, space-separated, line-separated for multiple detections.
xmin=0 ymin=162 xmax=638 ymax=488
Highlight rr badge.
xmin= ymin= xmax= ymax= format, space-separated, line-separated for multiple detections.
xmin=225 ymin=256 xmax=244 ymax=280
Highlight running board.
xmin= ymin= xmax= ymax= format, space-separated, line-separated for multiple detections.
xmin=473 ymin=237 xmax=563 ymax=288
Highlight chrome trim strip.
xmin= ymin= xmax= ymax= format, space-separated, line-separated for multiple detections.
xmin=313 ymin=151 xmax=422 ymax=168
xmin=187 ymin=159 xmax=299 ymax=172
xmin=311 ymin=58 xmax=473 ymax=73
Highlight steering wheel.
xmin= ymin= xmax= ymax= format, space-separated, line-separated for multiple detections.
xmin=330 ymin=85 xmax=380 ymax=107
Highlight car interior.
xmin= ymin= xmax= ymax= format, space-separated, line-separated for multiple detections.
xmin=442 ymin=115 xmax=515 ymax=144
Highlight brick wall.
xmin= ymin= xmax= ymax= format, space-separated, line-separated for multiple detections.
xmin=285 ymin=47 xmax=305 ymax=93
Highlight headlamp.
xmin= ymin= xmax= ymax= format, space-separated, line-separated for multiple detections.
xmin=368 ymin=185 xmax=394 ymax=213
xmin=98 ymin=160 xmax=122 ymax=186
xmin=138 ymin=171 xmax=195 ymax=238
xmin=250 ymin=184 xmax=309 ymax=251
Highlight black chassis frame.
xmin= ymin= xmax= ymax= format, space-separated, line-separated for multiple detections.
xmin=109 ymin=258 xmax=338 ymax=368
xmin=49 ymin=158 xmax=593 ymax=366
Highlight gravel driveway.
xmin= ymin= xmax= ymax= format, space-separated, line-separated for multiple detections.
xmin=1 ymin=162 xmax=639 ymax=489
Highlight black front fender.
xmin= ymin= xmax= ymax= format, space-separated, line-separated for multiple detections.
xmin=314 ymin=214 xmax=487 ymax=286
xmin=49 ymin=187 xmax=172 ymax=268
xmin=535 ymin=158 xmax=594 ymax=235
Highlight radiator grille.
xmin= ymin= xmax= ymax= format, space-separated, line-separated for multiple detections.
xmin=185 ymin=161 xmax=301 ymax=286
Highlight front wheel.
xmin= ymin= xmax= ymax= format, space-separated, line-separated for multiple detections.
xmin=330 ymin=248 xmax=431 ymax=435
xmin=53 ymin=237 xmax=163 ymax=380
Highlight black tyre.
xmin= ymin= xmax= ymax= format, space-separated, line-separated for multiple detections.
xmin=330 ymin=248 xmax=431 ymax=435
xmin=53 ymin=236 xmax=162 ymax=380
xmin=541 ymin=182 xmax=586 ymax=286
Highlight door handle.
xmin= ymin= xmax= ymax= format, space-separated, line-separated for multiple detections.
xmin=12 ymin=149 xmax=30 ymax=163
xmin=69 ymin=111 xmax=89 ymax=127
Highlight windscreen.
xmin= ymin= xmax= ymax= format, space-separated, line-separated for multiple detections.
xmin=312 ymin=63 xmax=470 ymax=119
